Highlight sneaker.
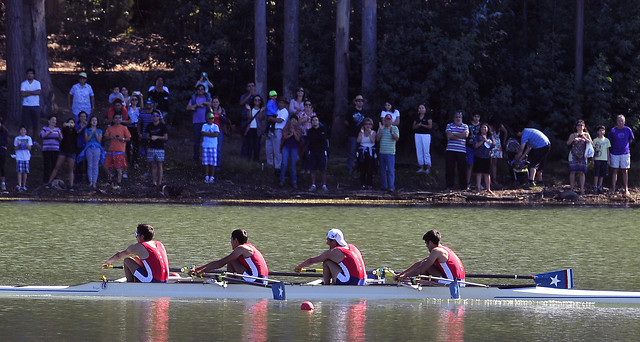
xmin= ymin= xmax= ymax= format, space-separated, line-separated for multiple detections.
xmin=322 ymin=185 xmax=329 ymax=191
xmin=69 ymin=187 xmax=75 ymax=193
xmin=22 ymin=186 xmax=27 ymax=192
xmin=122 ymin=173 xmax=128 ymax=179
xmin=424 ymin=169 xmax=430 ymax=175
xmin=416 ymin=168 xmax=424 ymax=173
xmin=360 ymin=185 xmax=366 ymax=190
xmin=205 ymin=176 xmax=210 ymax=183
xmin=210 ymin=177 xmax=215 ymax=184
xmin=308 ymin=184 xmax=317 ymax=191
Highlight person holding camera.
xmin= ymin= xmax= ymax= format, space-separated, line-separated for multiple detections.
xmin=46 ymin=118 xmax=78 ymax=191
xmin=195 ymin=72 xmax=214 ymax=94
xmin=566 ymin=120 xmax=592 ymax=195
xmin=104 ymin=113 xmax=131 ymax=188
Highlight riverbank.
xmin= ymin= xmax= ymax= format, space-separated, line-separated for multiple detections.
xmin=1 ymin=129 xmax=637 ymax=206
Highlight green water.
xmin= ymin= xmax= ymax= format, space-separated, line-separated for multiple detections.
xmin=0 ymin=202 xmax=639 ymax=340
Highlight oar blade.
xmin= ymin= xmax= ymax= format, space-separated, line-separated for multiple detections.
xmin=272 ymin=282 xmax=286 ymax=300
xmin=533 ymin=269 xmax=574 ymax=289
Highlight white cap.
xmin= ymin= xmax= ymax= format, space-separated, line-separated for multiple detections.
xmin=326 ymin=228 xmax=347 ymax=246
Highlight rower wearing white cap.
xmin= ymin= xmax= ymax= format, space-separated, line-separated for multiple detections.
xmin=294 ymin=228 xmax=367 ymax=285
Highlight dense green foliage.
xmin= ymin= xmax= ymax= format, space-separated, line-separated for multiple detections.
xmin=41 ymin=0 xmax=640 ymax=155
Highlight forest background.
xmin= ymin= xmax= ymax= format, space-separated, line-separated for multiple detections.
xmin=1 ymin=0 xmax=640 ymax=160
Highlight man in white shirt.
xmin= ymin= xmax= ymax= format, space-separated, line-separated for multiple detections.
xmin=20 ymin=68 xmax=42 ymax=136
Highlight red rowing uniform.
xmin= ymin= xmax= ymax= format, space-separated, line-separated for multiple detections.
xmin=239 ymin=243 xmax=269 ymax=282
xmin=436 ymin=245 xmax=465 ymax=283
xmin=335 ymin=244 xmax=367 ymax=285
xmin=134 ymin=241 xmax=169 ymax=283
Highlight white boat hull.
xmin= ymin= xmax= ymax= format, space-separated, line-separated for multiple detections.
xmin=1 ymin=280 xmax=640 ymax=304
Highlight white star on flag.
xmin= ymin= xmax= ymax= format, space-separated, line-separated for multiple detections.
xmin=549 ymin=275 xmax=560 ymax=287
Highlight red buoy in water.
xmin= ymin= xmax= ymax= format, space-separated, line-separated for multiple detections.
xmin=301 ymin=301 xmax=314 ymax=311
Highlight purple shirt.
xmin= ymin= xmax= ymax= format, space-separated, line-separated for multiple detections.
xmin=609 ymin=126 xmax=634 ymax=155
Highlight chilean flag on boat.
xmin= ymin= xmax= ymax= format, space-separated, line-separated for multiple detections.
xmin=533 ymin=269 xmax=574 ymax=289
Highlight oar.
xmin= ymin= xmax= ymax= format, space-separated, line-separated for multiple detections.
xmin=413 ymin=275 xmax=488 ymax=288
xmin=466 ymin=269 xmax=574 ymax=288
xmin=103 ymin=265 xmax=186 ymax=273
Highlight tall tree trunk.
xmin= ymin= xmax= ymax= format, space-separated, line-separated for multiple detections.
xmin=283 ymin=0 xmax=299 ymax=99
xmin=28 ymin=0 xmax=54 ymax=117
xmin=254 ymin=0 xmax=268 ymax=98
xmin=331 ymin=0 xmax=350 ymax=146
xmin=574 ymin=0 xmax=584 ymax=116
xmin=6 ymin=0 xmax=26 ymax=128
xmin=361 ymin=0 xmax=376 ymax=109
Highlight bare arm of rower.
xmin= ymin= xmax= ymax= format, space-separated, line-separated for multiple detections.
xmin=395 ymin=248 xmax=446 ymax=281
xmin=194 ymin=245 xmax=253 ymax=275
xmin=102 ymin=243 xmax=148 ymax=268
xmin=294 ymin=249 xmax=344 ymax=272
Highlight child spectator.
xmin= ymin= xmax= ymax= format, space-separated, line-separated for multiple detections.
xmin=307 ymin=115 xmax=329 ymax=191
xmin=0 ymin=118 xmax=8 ymax=191
xmin=592 ymin=125 xmax=611 ymax=194
xmin=104 ymin=113 xmax=131 ymax=188
xmin=145 ymin=111 xmax=168 ymax=187
xmin=109 ymin=86 xmax=125 ymax=104
xmin=357 ymin=117 xmax=376 ymax=190
xmin=14 ymin=125 xmax=33 ymax=192
xmin=473 ymin=123 xmax=495 ymax=194
xmin=201 ymin=112 xmax=220 ymax=184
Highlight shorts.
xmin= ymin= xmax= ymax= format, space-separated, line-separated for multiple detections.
xmin=202 ymin=147 xmax=218 ymax=166
xmin=59 ymin=151 xmax=77 ymax=160
xmin=472 ymin=157 xmax=491 ymax=174
xmin=242 ymin=272 xmax=268 ymax=285
xmin=610 ymin=154 xmax=630 ymax=169
xmin=308 ymin=151 xmax=327 ymax=171
xmin=105 ymin=153 xmax=127 ymax=169
xmin=134 ymin=266 xmax=166 ymax=283
xmin=335 ymin=276 xmax=366 ymax=286
xmin=16 ymin=160 xmax=30 ymax=173
xmin=528 ymin=145 xmax=550 ymax=170
xmin=466 ymin=147 xmax=475 ymax=165
xmin=147 ymin=148 xmax=165 ymax=162
xmin=594 ymin=160 xmax=609 ymax=177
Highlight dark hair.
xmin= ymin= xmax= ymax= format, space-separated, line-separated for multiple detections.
xmin=137 ymin=224 xmax=155 ymax=242
xmin=89 ymin=116 xmax=100 ymax=126
xmin=253 ymin=95 xmax=264 ymax=108
xmin=597 ymin=125 xmax=606 ymax=131
xmin=289 ymin=115 xmax=299 ymax=121
xmin=196 ymin=84 xmax=205 ymax=90
xmin=422 ymin=230 xmax=441 ymax=245
xmin=112 ymin=98 xmax=123 ymax=104
xmin=19 ymin=124 xmax=27 ymax=131
xmin=48 ymin=114 xmax=57 ymax=120
xmin=78 ymin=111 xmax=88 ymax=120
xmin=576 ymin=119 xmax=589 ymax=133
xmin=26 ymin=68 xmax=35 ymax=74
xmin=231 ymin=229 xmax=248 ymax=244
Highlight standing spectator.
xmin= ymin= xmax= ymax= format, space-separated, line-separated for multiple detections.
xmin=299 ymin=101 xmax=315 ymax=173
xmin=488 ymin=117 xmax=508 ymax=187
xmin=148 ymin=76 xmax=170 ymax=125
xmin=412 ymin=103 xmax=432 ymax=174
xmin=514 ymin=127 xmax=551 ymax=188
xmin=592 ymin=125 xmax=611 ymax=194
xmin=195 ymin=72 xmax=214 ymax=94
xmin=20 ymin=68 xmax=41 ymax=136
xmin=186 ymin=85 xmax=211 ymax=162
xmin=47 ymin=118 xmax=78 ymax=191
xmin=444 ymin=111 xmax=469 ymax=192
xmin=376 ymin=114 xmax=400 ymax=192
xmin=79 ymin=116 xmax=104 ymax=189
xmin=106 ymin=99 xmax=130 ymax=126
xmin=265 ymin=95 xmax=288 ymax=174
xmin=280 ymin=115 xmax=303 ymax=188
xmin=344 ymin=95 xmax=367 ymax=174
xmin=121 ymin=87 xmax=131 ymax=108
xmin=307 ymin=115 xmax=329 ymax=192
xmin=240 ymin=82 xmax=257 ymax=158
xmin=0 ymin=118 xmax=9 ymax=191
xmin=242 ymin=94 xmax=265 ymax=161
xmin=609 ymin=114 xmax=635 ymax=196
xmin=211 ymin=96 xmax=229 ymax=170
xmin=75 ymin=111 xmax=89 ymax=184
xmin=473 ymin=123 xmax=495 ymax=194
xmin=138 ymin=98 xmax=156 ymax=165
xmin=289 ymin=87 xmax=306 ymax=119
xmin=466 ymin=112 xmax=481 ymax=189
xmin=357 ymin=117 xmax=376 ymax=190
xmin=380 ymin=101 xmax=400 ymax=126
xmin=108 ymin=86 xmax=125 ymax=104
xmin=68 ymin=72 xmax=95 ymax=122
xmin=201 ymin=112 xmax=220 ymax=184
xmin=126 ymin=92 xmax=142 ymax=168
xmin=566 ymin=120 xmax=592 ymax=195
xmin=145 ymin=111 xmax=169 ymax=187
xmin=104 ymin=113 xmax=131 ymax=188
xmin=14 ymin=125 xmax=33 ymax=192
xmin=39 ymin=115 xmax=62 ymax=185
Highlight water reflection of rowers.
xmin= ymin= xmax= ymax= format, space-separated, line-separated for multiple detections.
xmin=294 ymin=228 xmax=367 ymax=285
xmin=193 ymin=229 xmax=269 ymax=283
xmin=394 ymin=229 xmax=466 ymax=285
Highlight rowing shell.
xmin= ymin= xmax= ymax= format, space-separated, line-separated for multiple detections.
xmin=1 ymin=279 xmax=640 ymax=305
